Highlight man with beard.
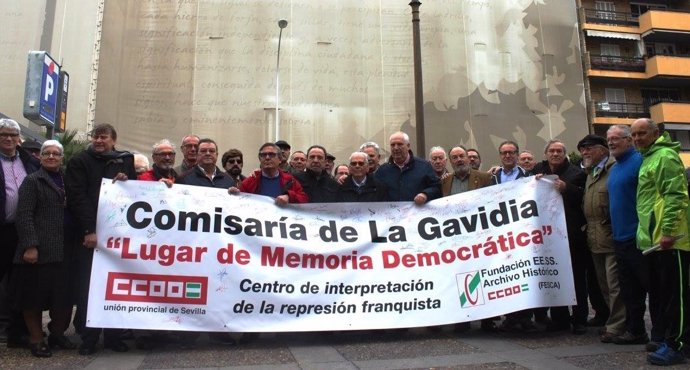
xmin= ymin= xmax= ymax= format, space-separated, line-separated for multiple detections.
xmin=375 ymin=131 xmax=440 ymax=204
xmin=275 ymin=140 xmax=291 ymax=171
xmin=65 ymin=123 xmax=136 ymax=355
xmin=294 ymin=145 xmax=340 ymax=203
xmin=221 ymin=148 xmax=246 ymax=184
xmin=174 ymin=135 xmax=199 ymax=174
xmin=578 ymin=134 xmax=625 ymax=343
xmin=138 ymin=139 xmax=178 ymax=186
xmin=440 ymin=145 xmax=497 ymax=333
xmin=533 ymin=139 xmax=588 ymax=335
xmin=467 ymin=149 xmax=482 ymax=171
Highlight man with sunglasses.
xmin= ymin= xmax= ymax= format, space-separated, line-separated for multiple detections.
xmin=337 ymin=152 xmax=388 ymax=202
xmin=230 ymin=142 xmax=308 ymax=205
xmin=221 ymin=148 xmax=246 ymax=184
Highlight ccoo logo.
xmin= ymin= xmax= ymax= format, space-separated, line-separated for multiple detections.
xmin=105 ymin=272 xmax=207 ymax=305
xmin=456 ymin=271 xmax=485 ymax=307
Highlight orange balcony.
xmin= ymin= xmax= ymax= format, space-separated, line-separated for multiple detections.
xmin=646 ymin=55 xmax=690 ymax=78
xmin=639 ymin=10 xmax=690 ymax=34
xmin=650 ymin=101 xmax=690 ymax=124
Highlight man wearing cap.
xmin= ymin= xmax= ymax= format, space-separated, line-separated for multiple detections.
xmin=275 ymin=140 xmax=291 ymax=171
xmin=325 ymin=153 xmax=336 ymax=176
xmin=0 ymin=119 xmax=38 ymax=347
xmin=20 ymin=140 xmax=42 ymax=160
xmin=631 ymin=118 xmax=689 ymax=366
xmin=579 ymin=134 xmax=625 ymax=343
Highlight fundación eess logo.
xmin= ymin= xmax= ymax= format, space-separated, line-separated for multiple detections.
xmin=456 ymin=271 xmax=485 ymax=307
xmin=106 ymin=272 xmax=207 ymax=305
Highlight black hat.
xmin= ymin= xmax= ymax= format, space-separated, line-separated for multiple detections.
xmin=326 ymin=153 xmax=336 ymax=161
xmin=577 ymin=134 xmax=608 ymax=150
xmin=21 ymin=140 xmax=42 ymax=152
xmin=275 ymin=140 xmax=290 ymax=149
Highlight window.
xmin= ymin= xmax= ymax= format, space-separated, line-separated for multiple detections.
xmin=595 ymin=1 xmax=616 ymax=20
xmin=641 ymin=88 xmax=680 ymax=106
xmin=668 ymin=130 xmax=690 ymax=151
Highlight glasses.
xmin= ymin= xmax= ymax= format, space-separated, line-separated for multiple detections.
xmin=499 ymin=150 xmax=517 ymax=156
xmin=350 ymin=161 xmax=367 ymax=167
xmin=0 ymin=133 xmax=19 ymax=139
xmin=41 ymin=152 xmax=63 ymax=158
xmin=154 ymin=151 xmax=175 ymax=157
xmin=259 ymin=152 xmax=278 ymax=158
xmin=226 ymin=159 xmax=242 ymax=164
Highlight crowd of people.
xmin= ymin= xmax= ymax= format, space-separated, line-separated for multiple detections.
xmin=0 ymin=117 xmax=688 ymax=366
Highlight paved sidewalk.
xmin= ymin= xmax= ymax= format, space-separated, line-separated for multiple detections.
xmin=1 ymin=322 xmax=678 ymax=369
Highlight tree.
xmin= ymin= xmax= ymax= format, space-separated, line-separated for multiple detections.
xmin=57 ymin=129 xmax=88 ymax=168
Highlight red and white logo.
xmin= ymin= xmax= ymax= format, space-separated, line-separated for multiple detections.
xmin=105 ymin=272 xmax=207 ymax=305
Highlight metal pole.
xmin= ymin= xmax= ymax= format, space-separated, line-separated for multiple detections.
xmin=409 ymin=1 xmax=425 ymax=156
xmin=275 ymin=19 xmax=288 ymax=141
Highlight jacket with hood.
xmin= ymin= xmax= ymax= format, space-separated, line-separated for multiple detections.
xmin=636 ymin=132 xmax=690 ymax=251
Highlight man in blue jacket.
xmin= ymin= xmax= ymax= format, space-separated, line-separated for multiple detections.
xmin=375 ymin=131 xmax=440 ymax=204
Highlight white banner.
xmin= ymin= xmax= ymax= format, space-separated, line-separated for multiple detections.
xmin=88 ymin=176 xmax=574 ymax=332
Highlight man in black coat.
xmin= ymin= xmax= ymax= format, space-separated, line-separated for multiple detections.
xmin=294 ymin=145 xmax=340 ymax=203
xmin=533 ymin=139 xmax=589 ymax=335
xmin=337 ymin=151 xmax=389 ymax=202
xmin=65 ymin=123 xmax=136 ymax=355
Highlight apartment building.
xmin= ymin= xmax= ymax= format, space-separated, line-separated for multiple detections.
xmin=578 ymin=0 xmax=690 ymax=163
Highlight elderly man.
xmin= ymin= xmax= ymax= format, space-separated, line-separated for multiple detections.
xmin=518 ymin=150 xmax=536 ymax=172
xmin=289 ymin=151 xmax=307 ymax=173
xmin=0 ymin=119 xmax=38 ymax=348
xmin=337 ymin=152 xmax=388 ymax=202
xmin=631 ymin=118 xmax=689 ymax=366
xmin=66 ymin=123 xmax=136 ymax=355
xmin=360 ymin=142 xmax=382 ymax=173
xmin=174 ymin=134 xmax=199 ymax=174
xmin=375 ymin=132 xmax=440 ymax=204
xmin=133 ymin=153 xmax=150 ymax=175
xmin=231 ymin=143 xmax=308 ymax=205
xmin=467 ymin=148 xmax=482 ymax=171
xmin=275 ymin=140 xmax=291 ymax=171
xmin=605 ymin=125 xmax=650 ymax=347
xmin=533 ymin=139 xmax=588 ymax=334
xmin=138 ymin=139 xmax=178 ymax=185
xmin=294 ymin=145 xmax=340 ymax=203
xmin=429 ymin=146 xmax=449 ymax=179
xmin=179 ymin=139 xmax=235 ymax=188
xmin=221 ymin=148 xmax=246 ymax=184
xmin=578 ymin=134 xmax=625 ymax=343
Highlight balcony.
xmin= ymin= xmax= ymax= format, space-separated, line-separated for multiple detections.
xmin=582 ymin=9 xmax=638 ymax=27
xmin=639 ymin=10 xmax=690 ymax=36
xmin=650 ymin=101 xmax=690 ymax=124
xmin=646 ymin=55 xmax=690 ymax=78
xmin=594 ymin=101 xmax=649 ymax=118
xmin=590 ymin=54 xmax=645 ymax=72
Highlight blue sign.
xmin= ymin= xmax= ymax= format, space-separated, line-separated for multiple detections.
xmin=39 ymin=54 xmax=60 ymax=126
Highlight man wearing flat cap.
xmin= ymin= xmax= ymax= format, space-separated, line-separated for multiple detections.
xmin=325 ymin=153 xmax=336 ymax=176
xmin=275 ymin=140 xmax=291 ymax=171
xmin=579 ymin=134 xmax=626 ymax=343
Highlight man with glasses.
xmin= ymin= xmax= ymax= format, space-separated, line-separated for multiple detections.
xmin=138 ymin=139 xmax=178 ymax=186
xmin=467 ymin=149 xmax=482 ymax=171
xmin=490 ymin=141 xmax=528 ymax=185
xmin=230 ymin=143 xmax=308 ymax=205
xmin=221 ymin=148 xmax=246 ymax=184
xmin=174 ymin=135 xmax=199 ymax=174
xmin=179 ymin=139 xmax=235 ymax=188
xmin=0 ymin=118 xmax=38 ymax=348
xmin=294 ymin=145 xmax=340 ymax=203
xmin=337 ymin=152 xmax=388 ymax=202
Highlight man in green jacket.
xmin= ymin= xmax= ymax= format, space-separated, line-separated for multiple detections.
xmin=631 ymin=118 xmax=690 ymax=366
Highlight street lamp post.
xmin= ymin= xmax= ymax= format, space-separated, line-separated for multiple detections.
xmin=275 ymin=19 xmax=288 ymax=141
xmin=409 ymin=1 xmax=425 ymax=156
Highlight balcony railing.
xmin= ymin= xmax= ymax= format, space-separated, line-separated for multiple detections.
xmin=590 ymin=54 xmax=646 ymax=72
xmin=583 ymin=9 xmax=638 ymax=26
xmin=594 ymin=101 xmax=649 ymax=118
